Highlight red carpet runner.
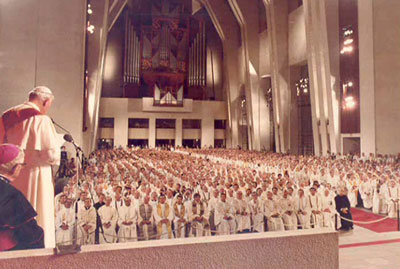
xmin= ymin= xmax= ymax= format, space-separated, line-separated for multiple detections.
xmin=350 ymin=208 xmax=398 ymax=233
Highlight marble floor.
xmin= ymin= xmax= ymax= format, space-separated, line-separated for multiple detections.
xmin=339 ymin=225 xmax=400 ymax=269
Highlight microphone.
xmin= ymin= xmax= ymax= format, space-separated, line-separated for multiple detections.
xmin=63 ymin=134 xmax=82 ymax=152
xmin=63 ymin=134 xmax=74 ymax=143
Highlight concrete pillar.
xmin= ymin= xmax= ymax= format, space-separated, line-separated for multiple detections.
xmin=203 ymin=0 xmax=241 ymax=149
xmin=113 ymin=117 xmax=128 ymax=147
xmin=83 ymin=0 xmax=110 ymax=153
xmin=373 ymin=0 xmax=400 ymax=154
xmin=265 ymin=0 xmax=290 ymax=153
xmin=303 ymin=0 xmax=340 ymax=156
xmin=175 ymin=118 xmax=183 ymax=147
xmin=149 ymin=117 xmax=156 ymax=148
xmin=358 ymin=0 xmax=376 ymax=155
xmin=201 ymin=118 xmax=214 ymax=148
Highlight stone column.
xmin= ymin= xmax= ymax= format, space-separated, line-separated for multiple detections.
xmin=175 ymin=118 xmax=183 ymax=147
xmin=113 ymin=116 xmax=128 ymax=147
xmin=149 ymin=117 xmax=156 ymax=148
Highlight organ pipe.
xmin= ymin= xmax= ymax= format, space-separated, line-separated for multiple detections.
xmin=130 ymin=23 xmax=134 ymax=83
xmin=189 ymin=45 xmax=193 ymax=86
xmin=124 ymin=13 xmax=129 ymax=83
xmin=124 ymin=14 xmax=140 ymax=85
xmin=202 ymin=23 xmax=206 ymax=87
xmin=194 ymin=36 xmax=197 ymax=86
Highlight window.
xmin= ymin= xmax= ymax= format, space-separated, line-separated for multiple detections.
xmin=214 ymin=139 xmax=226 ymax=148
xmin=182 ymin=119 xmax=201 ymax=129
xmin=214 ymin=120 xmax=226 ymax=130
xmin=129 ymin=118 xmax=149 ymax=128
xmin=99 ymin=118 xmax=114 ymax=128
xmin=156 ymin=119 xmax=176 ymax=129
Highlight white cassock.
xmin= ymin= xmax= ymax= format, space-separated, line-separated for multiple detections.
xmin=154 ymin=203 xmax=174 ymax=239
xmin=249 ymin=199 xmax=264 ymax=232
xmin=309 ymin=194 xmax=323 ymax=228
xmin=173 ymin=203 xmax=187 ymax=238
xmin=295 ymin=196 xmax=311 ymax=229
xmin=77 ymin=206 xmax=96 ymax=245
xmin=55 ymin=207 xmax=75 ymax=246
xmin=189 ymin=202 xmax=210 ymax=237
xmin=360 ymin=181 xmax=373 ymax=209
xmin=321 ymin=195 xmax=336 ymax=228
xmin=372 ymin=183 xmax=386 ymax=214
xmin=233 ymin=199 xmax=251 ymax=232
xmin=207 ymin=197 xmax=219 ymax=232
xmin=138 ymin=204 xmax=155 ymax=240
xmin=215 ymin=200 xmax=236 ymax=235
xmin=264 ymin=199 xmax=284 ymax=231
xmin=98 ymin=205 xmax=118 ymax=243
xmin=347 ymin=182 xmax=358 ymax=208
xmin=281 ymin=197 xmax=298 ymax=230
xmin=0 ymin=101 xmax=65 ymax=248
xmin=385 ymin=186 xmax=400 ymax=218
xmin=118 ymin=205 xmax=138 ymax=242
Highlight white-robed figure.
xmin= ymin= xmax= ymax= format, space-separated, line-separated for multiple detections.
xmin=281 ymin=190 xmax=298 ymax=231
xmin=118 ymin=197 xmax=138 ymax=242
xmin=233 ymin=191 xmax=251 ymax=233
xmin=77 ymin=198 xmax=96 ymax=245
xmin=296 ymin=189 xmax=311 ymax=229
xmin=98 ymin=196 xmax=118 ymax=243
xmin=385 ymin=180 xmax=400 ymax=218
xmin=264 ymin=191 xmax=284 ymax=231
xmin=138 ymin=196 xmax=155 ymax=240
xmin=360 ymin=177 xmax=373 ymax=209
xmin=309 ymin=187 xmax=323 ymax=228
xmin=173 ymin=194 xmax=187 ymax=238
xmin=154 ymin=194 xmax=174 ymax=239
xmin=0 ymin=86 xmax=65 ymax=248
xmin=215 ymin=192 xmax=236 ymax=235
xmin=55 ymin=199 xmax=75 ymax=246
xmin=249 ymin=192 xmax=264 ymax=232
xmin=321 ymin=189 xmax=336 ymax=228
xmin=372 ymin=179 xmax=387 ymax=214
xmin=189 ymin=193 xmax=211 ymax=237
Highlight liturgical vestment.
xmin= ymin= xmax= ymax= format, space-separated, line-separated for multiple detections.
xmin=0 ymin=101 xmax=64 ymax=248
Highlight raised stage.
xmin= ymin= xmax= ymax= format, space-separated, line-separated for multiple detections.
xmin=0 ymin=229 xmax=338 ymax=269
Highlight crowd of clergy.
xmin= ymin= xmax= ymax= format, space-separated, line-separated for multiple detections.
xmin=54 ymin=147 xmax=400 ymax=246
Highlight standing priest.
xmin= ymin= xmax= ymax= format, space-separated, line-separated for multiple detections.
xmin=0 ymin=86 xmax=64 ymax=248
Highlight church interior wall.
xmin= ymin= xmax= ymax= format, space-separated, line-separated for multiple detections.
xmin=372 ymin=0 xmax=400 ymax=155
xmin=288 ymin=6 xmax=307 ymax=66
xmin=0 ymin=0 xmax=86 ymax=147
xmin=99 ymin=97 xmax=227 ymax=147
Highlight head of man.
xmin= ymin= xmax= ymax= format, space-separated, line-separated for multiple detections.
xmin=159 ymin=194 xmax=166 ymax=204
xmin=0 ymin=144 xmax=25 ymax=181
xmin=124 ymin=197 xmax=131 ymax=206
xmin=28 ymin=86 xmax=54 ymax=115
xmin=252 ymin=191 xmax=258 ymax=202
xmin=84 ymin=198 xmax=92 ymax=209
xmin=105 ymin=196 xmax=112 ymax=206
xmin=194 ymin=193 xmax=201 ymax=203
xmin=298 ymin=188 xmax=304 ymax=197
xmin=220 ymin=192 xmax=227 ymax=202
xmin=310 ymin=187 xmax=317 ymax=196
xmin=176 ymin=194 xmax=183 ymax=205
xmin=64 ymin=199 xmax=73 ymax=209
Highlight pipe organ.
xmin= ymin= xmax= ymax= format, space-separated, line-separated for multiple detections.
xmin=124 ymin=13 xmax=140 ymax=85
xmin=121 ymin=0 xmax=208 ymax=102
xmin=188 ymin=22 xmax=206 ymax=87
